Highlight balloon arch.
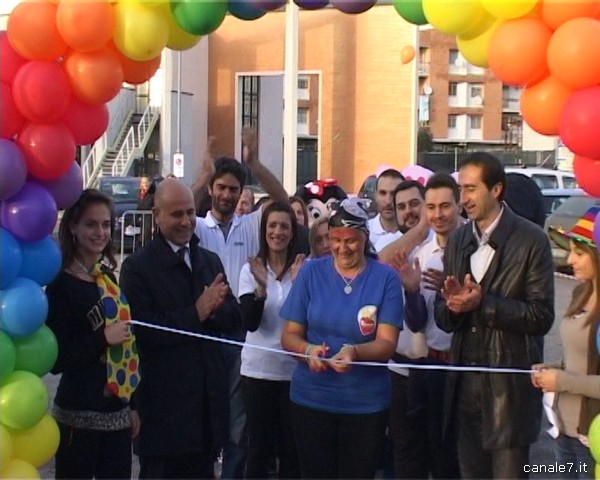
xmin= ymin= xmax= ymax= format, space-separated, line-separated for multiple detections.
xmin=1 ymin=0 xmax=600 ymax=477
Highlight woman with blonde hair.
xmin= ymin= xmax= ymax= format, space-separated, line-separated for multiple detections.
xmin=308 ymin=216 xmax=331 ymax=259
xmin=533 ymin=206 xmax=600 ymax=479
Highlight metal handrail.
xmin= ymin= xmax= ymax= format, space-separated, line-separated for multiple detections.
xmin=81 ymin=133 xmax=108 ymax=188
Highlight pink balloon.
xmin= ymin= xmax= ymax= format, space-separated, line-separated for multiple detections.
xmin=0 ymin=32 xmax=27 ymax=84
xmin=12 ymin=61 xmax=72 ymax=124
xmin=61 ymin=98 xmax=109 ymax=145
xmin=559 ymin=86 xmax=600 ymax=160
xmin=0 ymin=83 xmax=25 ymax=140
xmin=401 ymin=165 xmax=434 ymax=186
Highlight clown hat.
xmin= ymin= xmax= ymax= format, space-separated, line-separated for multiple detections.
xmin=548 ymin=205 xmax=600 ymax=250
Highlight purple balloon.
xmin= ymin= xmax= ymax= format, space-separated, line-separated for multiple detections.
xmin=331 ymin=0 xmax=375 ymax=13
xmin=248 ymin=0 xmax=286 ymax=10
xmin=32 ymin=161 xmax=83 ymax=209
xmin=594 ymin=211 xmax=600 ymax=249
xmin=0 ymin=139 xmax=27 ymax=201
xmin=0 ymin=183 xmax=57 ymax=242
xmin=294 ymin=0 xmax=329 ymax=8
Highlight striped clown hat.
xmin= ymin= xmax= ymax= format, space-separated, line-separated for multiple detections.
xmin=548 ymin=205 xmax=600 ymax=250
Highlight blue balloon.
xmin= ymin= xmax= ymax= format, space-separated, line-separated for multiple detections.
xmin=19 ymin=236 xmax=62 ymax=286
xmin=0 ymin=228 xmax=22 ymax=289
xmin=228 ymin=0 xmax=266 ymax=20
xmin=0 ymin=277 xmax=48 ymax=338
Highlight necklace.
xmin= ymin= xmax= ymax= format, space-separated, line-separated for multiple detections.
xmin=73 ymin=257 xmax=93 ymax=275
xmin=334 ymin=262 xmax=365 ymax=295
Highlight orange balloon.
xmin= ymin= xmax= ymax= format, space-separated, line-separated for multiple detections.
xmin=108 ymin=42 xmax=161 ymax=85
xmin=6 ymin=0 xmax=68 ymax=61
xmin=540 ymin=0 xmax=599 ymax=30
xmin=488 ymin=17 xmax=551 ymax=86
xmin=64 ymin=47 xmax=124 ymax=105
xmin=57 ymin=0 xmax=115 ymax=53
xmin=520 ymin=75 xmax=573 ymax=135
xmin=401 ymin=45 xmax=416 ymax=64
xmin=547 ymin=17 xmax=600 ymax=90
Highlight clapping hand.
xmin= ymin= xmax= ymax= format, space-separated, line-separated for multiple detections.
xmin=442 ymin=274 xmax=482 ymax=313
xmin=196 ymin=273 xmax=229 ymax=321
xmin=290 ymin=254 xmax=306 ymax=283
xmin=249 ymin=256 xmax=268 ymax=297
xmin=422 ymin=267 xmax=443 ymax=292
xmin=390 ymin=251 xmax=421 ymax=293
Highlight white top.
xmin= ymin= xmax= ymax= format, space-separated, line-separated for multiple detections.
xmin=470 ymin=207 xmax=503 ymax=284
xmin=239 ymin=262 xmax=297 ymax=381
xmin=415 ymin=234 xmax=453 ymax=352
xmin=388 ymin=229 xmax=435 ymax=376
xmin=194 ymin=209 xmax=261 ymax=297
xmin=368 ymin=214 xmax=402 ymax=251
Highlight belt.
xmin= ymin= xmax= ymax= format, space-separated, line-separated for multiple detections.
xmin=427 ymin=347 xmax=450 ymax=363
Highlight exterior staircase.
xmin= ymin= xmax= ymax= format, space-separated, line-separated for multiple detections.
xmin=82 ymin=100 xmax=160 ymax=188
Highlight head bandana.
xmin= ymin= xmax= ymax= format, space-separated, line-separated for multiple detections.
xmin=328 ymin=197 xmax=370 ymax=236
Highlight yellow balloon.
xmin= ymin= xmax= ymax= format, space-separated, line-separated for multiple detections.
xmin=481 ymin=0 xmax=538 ymax=19
xmin=113 ymin=0 xmax=169 ymax=61
xmin=0 ymin=459 xmax=40 ymax=480
xmin=423 ymin=0 xmax=488 ymax=35
xmin=596 ymin=463 xmax=600 ymax=479
xmin=159 ymin=3 xmax=202 ymax=51
xmin=0 ymin=425 xmax=13 ymax=472
xmin=457 ymin=20 xmax=501 ymax=67
xmin=9 ymin=414 xmax=60 ymax=468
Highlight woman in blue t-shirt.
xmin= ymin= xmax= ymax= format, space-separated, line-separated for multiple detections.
xmin=281 ymin=197 xmax=404 ymax=479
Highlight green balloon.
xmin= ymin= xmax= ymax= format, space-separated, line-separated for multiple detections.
xmin=13 ymin=325 xmax=58 ymax=377
xmin=171 ymin=0 xmax=228 ymax=36
xmin=0 ymin=371 xmax=48 ymax=430
xmin=393 ymin=0 xmax=427 ymax=25
xmin=0 ymin=332 xmax=16 ymax=382
xmin=589 ymin=414 xmax=600 ymax=462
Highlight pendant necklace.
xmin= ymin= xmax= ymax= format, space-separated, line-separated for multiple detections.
xmin=335 ymin=263 xmax=365 ymax=295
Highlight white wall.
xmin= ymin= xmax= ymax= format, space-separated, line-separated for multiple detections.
xmin=259 ymin=75 xmax=284 ymax=181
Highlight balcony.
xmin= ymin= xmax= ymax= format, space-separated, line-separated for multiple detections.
xmin=418 ymin=62 xmax=430 ymax=77
xmin=503 ymin=98 xmax=521 ymax=112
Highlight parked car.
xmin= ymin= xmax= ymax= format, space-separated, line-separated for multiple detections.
xmin=98 ymin=176 xmax=150 ymax=253
xmin=505 ymin=167 xmax=577 ymax=190
xmin=540 ymin=188 xmax=587 ymax=218
xmin=544 ymin=193 xmax=600 ymax=271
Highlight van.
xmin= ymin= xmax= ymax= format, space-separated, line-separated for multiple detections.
xmin=505 ymin=167 xmax=577 ymax=190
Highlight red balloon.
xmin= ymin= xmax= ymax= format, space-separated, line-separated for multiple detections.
xmin=12 ymin=61 xmax=71 ymax=124
xmin=61 ymin=98 xmax=109 ymax=145
xmin=559 ymin=86 xmax=600 ymax=160
xmin=0 ymin=32 xmax=27 ymax=84
xmin=573 ymin=155 xmax=600 ymax=197
xmin=0 ymin=83 xmax=25 ymax=140
xmin=17 ymin=123 xmax=76 ymax=181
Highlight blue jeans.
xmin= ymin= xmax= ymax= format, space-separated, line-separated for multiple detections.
xmin=221 ymin=345 xmax=247 ymax=479
xmin=556 ymin=434 xmax=594 ymax=479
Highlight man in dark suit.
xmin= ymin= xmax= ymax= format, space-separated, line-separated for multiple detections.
xmin=120 ymin=178 xmax=242 ymax=479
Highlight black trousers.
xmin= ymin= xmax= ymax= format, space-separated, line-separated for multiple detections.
xmin=389 ymin=369 xmax=460 ymax=479
xmin=456 ymin=372 xmax=530 ymax=479
xmin=241 ymin=376 xmax=300 ymax=479
xmin=139 ymin=452 xmax=214 ymax=479
xmin=291 ymin=402 xmax=388 ymax=479
xmin=55 ymin=423 xmax=131 ymax=479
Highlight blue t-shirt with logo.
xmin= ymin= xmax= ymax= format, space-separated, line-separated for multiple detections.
xmin=279 ymin=256 xmax=404 ymax=414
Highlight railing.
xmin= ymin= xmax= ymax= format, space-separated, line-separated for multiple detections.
xmin=111 ymin=104 xmax=159 ymax=177
xmin=81 ymin=133 xmax=108 ymax=188
xmin=116 ymin=210 xmax=155 ymax=268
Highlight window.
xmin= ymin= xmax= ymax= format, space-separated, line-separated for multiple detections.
xmin=448 ymin=115 xmax=458 ymax=129
xmin=241 ymin=76 xmax=259 ymax=129
xmin=448 ymin=82 xmax=458 ymax=96
xmin=449 ymin=49 xmax=459 ymax=66
xmin=298 ymin=76 xmax=309 ymax=90
xmin=470 ymin=84 xmax=483 ymax=98
xmin=469 ymin=115 xmax=482 ymax=129
xmin=298 ymin=108 xmax=308 ymax=124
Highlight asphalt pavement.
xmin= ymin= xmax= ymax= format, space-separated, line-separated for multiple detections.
xmin=38 ymin=275 xmax=578 ymax=479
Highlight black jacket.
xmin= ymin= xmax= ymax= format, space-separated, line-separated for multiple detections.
xmin=435 ymin=206 xmax=555 ymax=449
xmin=120 ymin=233 xmax=241 ymax=457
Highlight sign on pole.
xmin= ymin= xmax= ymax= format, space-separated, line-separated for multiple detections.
xmin=173 ymin=153 xmax=184 ymax=178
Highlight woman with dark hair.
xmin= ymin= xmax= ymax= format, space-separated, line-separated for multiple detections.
xmin=46 ymin=189 xmax=140 ymax=479
xmin=280 ymin=197 xmax=404 ymax=479
xmin=238 ymin=201 xmax=305 ymax=479
xmin=289 ymin=196 xmax=309 ymax=228
xmin=533 ymin=207 xmax=600 ymax=478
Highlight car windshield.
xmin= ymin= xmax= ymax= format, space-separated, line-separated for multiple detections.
xmin=553 ymin=196 xmax=599 ymax=217
xmin=99 ymin=179 xmax=140 ymax=203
